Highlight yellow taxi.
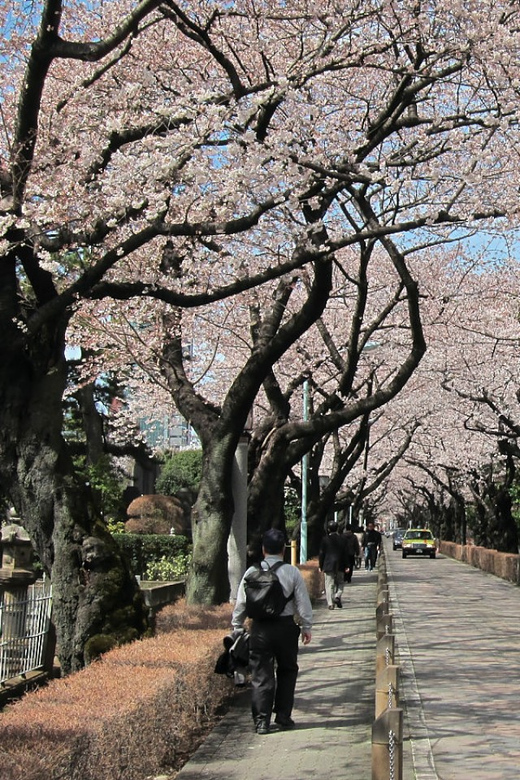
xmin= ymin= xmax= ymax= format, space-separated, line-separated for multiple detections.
xmin=401 ymin=528 xmax=437 ymax=559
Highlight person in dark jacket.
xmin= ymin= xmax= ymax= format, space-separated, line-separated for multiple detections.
xmin=343 ymin=524 xmax=361 ymax=583
xmin=362 ymin=521 xmax=382 ymax=570
xmin=318 ymin=521 xmax=347 ymax=609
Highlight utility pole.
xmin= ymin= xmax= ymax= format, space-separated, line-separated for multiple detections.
xmin=300 ymin=379 xmax=309 ymax=564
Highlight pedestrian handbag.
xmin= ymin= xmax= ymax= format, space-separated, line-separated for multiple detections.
xmin=214 ymin=630 xmax=250 ymax=677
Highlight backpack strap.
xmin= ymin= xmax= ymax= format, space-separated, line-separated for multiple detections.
xmin=268 ymin=560 xmax=294 ymax=603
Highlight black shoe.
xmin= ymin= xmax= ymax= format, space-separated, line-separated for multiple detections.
xmin=328 ymin=605 xmax=335 ymax=610
xmin=334 ymin=597 xmax=342 ymax=608
xmin=255 ymin=719 xmax=271 ymax=735
xmin=275 ymin=715 xmax=295 ymax=730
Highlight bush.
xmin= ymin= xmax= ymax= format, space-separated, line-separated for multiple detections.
xmin=0 ymin=600 xmax=234 ymax=780
xmin=125 ymin=494 xmax=188 ymax=535
xmin=114 ymin=533 xmax=192 ymax=579
xmin=144 ymin=552 xmax=192 ymax=581
xmin=298 ymin=558 xmax=322 ymax=602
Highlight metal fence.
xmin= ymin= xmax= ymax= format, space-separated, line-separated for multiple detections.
xmin=0 ymin=579 xmax=53 ymax=684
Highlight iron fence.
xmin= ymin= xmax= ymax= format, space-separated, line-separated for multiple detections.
xmin=0 ymin=579 xmax=53 ymax=684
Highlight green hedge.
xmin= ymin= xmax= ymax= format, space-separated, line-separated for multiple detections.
xmin=114 ymin=533 xmax=192 ymax=578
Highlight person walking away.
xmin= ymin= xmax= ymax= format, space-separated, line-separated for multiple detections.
xmin=343 ymin=524 xmax=361 ymax=583
xmin=318 ymin=520 xmax=347 ymax=609
xmin=232 ymin=528 xmax=313 ymax=735
xmin=354 ymin=526 xmax=364 ymax=569
xmin=362 ymin=521 xmax=382 ymax=570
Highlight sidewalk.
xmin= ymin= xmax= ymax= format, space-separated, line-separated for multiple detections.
xmin=174 ymin=571 xmax=379 ymax=780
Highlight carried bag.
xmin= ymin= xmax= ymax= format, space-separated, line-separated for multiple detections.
xmin=214 ymin=630 xmax=250 ymax=677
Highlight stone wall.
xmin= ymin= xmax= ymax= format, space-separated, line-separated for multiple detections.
xmin=439 ymin=541 xmax=520 ymax=584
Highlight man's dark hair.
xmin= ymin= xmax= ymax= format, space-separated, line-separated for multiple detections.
xmin=328 ymin=521 xmax=338 ymax=533
xmin=262 ymin=528 xmax=286 ymax=554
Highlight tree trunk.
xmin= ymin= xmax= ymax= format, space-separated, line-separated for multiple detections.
xmin=165 ymin=259 xmax=335 ymax=604
xmin=185 ymin=431 xmax=238 ymax=604
xmin=247 ymin=455 xmax=287 ymax=555
xmin=0 ymin=309 xmax=147 ymax=673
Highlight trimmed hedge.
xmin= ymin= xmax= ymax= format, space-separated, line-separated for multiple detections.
xmin=114 ymin=533 xmax=192 ymax=579
xmin=0 ymin=602 xmax=233 ymax=780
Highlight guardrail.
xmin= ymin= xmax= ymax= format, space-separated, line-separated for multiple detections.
xmin=372 ymin=547 xmax=403 ymax=780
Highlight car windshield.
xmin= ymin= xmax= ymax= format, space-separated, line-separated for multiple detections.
xmin=405 ymin=530 xmax=433 ymax=539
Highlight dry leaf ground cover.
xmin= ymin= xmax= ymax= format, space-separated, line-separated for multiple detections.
xmin=0 ymin=560 xmax=321 ymax=780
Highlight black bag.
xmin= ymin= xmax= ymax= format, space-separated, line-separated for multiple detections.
xmin=244 ymin=561 xmax=293 ymax=621
xmin=214 ymin=630 xmax=250 ymax=677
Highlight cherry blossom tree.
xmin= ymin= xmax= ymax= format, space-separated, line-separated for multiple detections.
xmin=371 ymin=244 xmax=520 ymax=550
xmin=3 ymin=0 xmax=520 ymax=666
xmin=244 ymin=237 xmax=425 ymax=551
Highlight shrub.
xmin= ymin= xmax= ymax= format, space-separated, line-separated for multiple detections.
xmin=0 ymin=600 xmax=234 ymax=780
xmin=124 ymin=515 xmax=171 ymax=535
xmin=114 ymin=533 xmax=192 ymax=579
xmin=125 ymin=494 xmax=188 ymax=535
xmin=144 ymin=552 xmax=192 ymax=581
xmin=298 ymin=558 xmax=322 ymax=602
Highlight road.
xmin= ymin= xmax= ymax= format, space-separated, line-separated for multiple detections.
xmin=385 ymin=538 xmax=520 ymax=780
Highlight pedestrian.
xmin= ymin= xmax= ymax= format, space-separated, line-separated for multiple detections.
xmin=232 ymin=528 xmax=313 ymax=735
xmin=318 ymin=520 xmax=347 ymax=609
xmin=362 ymin=521 xmax=382 ymax=570
xmin=354 ymin=526 xmax=364 ymax=569
xmin=343 ymin=523 xmax=361 ymax=583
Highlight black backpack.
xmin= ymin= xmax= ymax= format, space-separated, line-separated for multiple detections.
xmin=244 ymin=561 xmax=294 ymax=621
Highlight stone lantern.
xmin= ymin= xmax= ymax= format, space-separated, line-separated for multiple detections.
xmin=0 ymin=523 xmax=37 ymax=586
xmin=0 ymin=519 xmax=38 ymax=681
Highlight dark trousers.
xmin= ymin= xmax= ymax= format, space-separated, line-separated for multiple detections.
xmin=365 ymin=543 xmax=378 ymax=569
xmin=344 ymin=553 xmax=356 ymax=582
xmin=249 ymin=616 xmax=301 ymax=724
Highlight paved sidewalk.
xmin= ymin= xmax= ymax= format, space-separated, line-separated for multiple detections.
xmin=174 ymin=571 xmax=379 ymax=780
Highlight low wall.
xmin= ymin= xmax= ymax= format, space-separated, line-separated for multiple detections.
xmin=439 ymin=541 xmax=520 ymax=585
xmin=140 ymin=579 xmax=185 ymax=611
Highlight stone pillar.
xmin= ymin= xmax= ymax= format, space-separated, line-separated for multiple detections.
xmin=0 ymin=522 xmax=38 ymax=680
xmin=228 ymin=435 xmax=249 ymax=601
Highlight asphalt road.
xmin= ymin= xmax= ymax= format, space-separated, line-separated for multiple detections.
xmin=385 ymin=538 xmax=520 ymax=780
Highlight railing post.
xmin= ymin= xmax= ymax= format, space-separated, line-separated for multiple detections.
xmin=376 ymin=612 xmax=393 ymax=640
xmin=375 ymin=664 xmax=399 ymax=718
xmin=376 ymin=632 xmax=395 ymax=675
xmin=372 ymin=707 xmax=403 ymax=780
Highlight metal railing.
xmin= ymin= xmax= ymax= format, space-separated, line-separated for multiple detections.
xmin=0 ymin=579 xmax=53 ymax=684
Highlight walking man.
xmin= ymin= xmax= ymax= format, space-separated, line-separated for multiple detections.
xmin=232 ymin=528 xmax=313 ymax=735
xmin=362 ymin=521 xmax=382 ymax=570
xmin=319 ymin=520 xmax=347 ymax=609
xmin=343 ymin=524 xmax=361 ymax=583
